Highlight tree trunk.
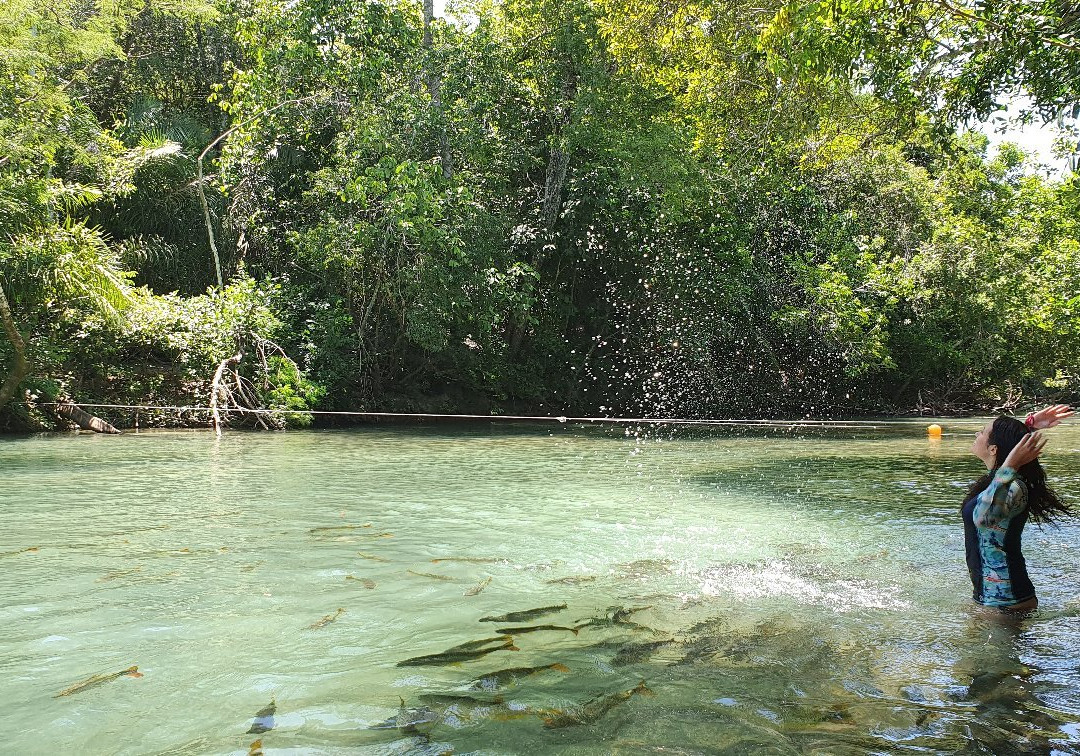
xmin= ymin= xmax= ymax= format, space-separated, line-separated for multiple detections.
xmin=541 ymin=74 xmax=577 ymax=231
xmin=0 ymin=285 xmax=30 ymax=410
xmin=422 ymin=0 xmax=453 ymax=180
xmin=508 ymin=73 xmax=577 ymax=358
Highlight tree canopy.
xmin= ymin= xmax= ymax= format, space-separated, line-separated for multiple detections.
xmin=1 ymin=0 xmax=1078 ymax=429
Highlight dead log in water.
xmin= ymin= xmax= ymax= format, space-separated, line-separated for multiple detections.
xmin=55 ymin=401 xmax=121 ymax=434
xmin=211 ymin=351 xmax=243 ymax=437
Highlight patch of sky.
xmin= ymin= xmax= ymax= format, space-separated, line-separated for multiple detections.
xmin=973 ymin=95 xmax=1079 ymax=176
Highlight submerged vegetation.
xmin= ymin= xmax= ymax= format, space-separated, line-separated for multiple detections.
xmin=2 ymin=0 xmax=1079 ymax=429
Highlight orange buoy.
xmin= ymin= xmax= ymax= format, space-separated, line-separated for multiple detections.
xmin=927 ymin=423 xmax=942 ymax=438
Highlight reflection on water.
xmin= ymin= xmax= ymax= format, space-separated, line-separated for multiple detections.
xmin=1 ymin=422 xmax=1078 ymax=754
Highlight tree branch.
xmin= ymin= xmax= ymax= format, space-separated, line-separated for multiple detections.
xmin=0 ymin=285 xmax=31 ymax=410
xmin=929 ymin=0 xmax=1080 ymax=52
xmin=197 ymin=96 xmax=317 ymax=288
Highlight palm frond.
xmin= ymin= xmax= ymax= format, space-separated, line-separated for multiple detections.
xmin=5 ymin=222 xmax=133 ymax=322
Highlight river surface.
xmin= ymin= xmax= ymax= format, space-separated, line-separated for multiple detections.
xmin=2 ymin=421 xmax=1079 ymax=754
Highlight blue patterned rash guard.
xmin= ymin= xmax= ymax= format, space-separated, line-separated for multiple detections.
xmin=962 ymin=466 xmax=1036 ymax=607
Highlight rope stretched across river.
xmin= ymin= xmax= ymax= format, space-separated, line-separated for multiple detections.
xmin=33 ymin=402 xmax=996 ymax=430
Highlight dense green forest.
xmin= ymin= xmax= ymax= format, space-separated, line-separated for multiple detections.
xmin=2 ymin=0 xmax=1079 ymax=430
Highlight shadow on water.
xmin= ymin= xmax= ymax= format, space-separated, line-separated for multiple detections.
xmin=688 ymin=454 xmax=980 ymax=523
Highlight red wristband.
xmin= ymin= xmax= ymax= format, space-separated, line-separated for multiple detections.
xmin=1024 ymin=413 xmax=1036 ymax=429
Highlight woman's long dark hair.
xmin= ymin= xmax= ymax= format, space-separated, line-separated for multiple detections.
xmin=966 ymin=416 xmax=1072 ymax=524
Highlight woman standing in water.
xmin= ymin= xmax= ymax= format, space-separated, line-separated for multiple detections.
xmin=964 ymin=405 xmax=1074 ymax=612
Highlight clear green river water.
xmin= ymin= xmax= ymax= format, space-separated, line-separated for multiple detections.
xmin=2 ymin=421 xmax=1079 ymax=755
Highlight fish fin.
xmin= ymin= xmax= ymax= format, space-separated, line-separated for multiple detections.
xmin=538 ymin=710 xmax=557 ymax=725
xmin=571 ymin=627 xmax=579 ymax=635
xmin=551 ymin=663 xmax=571 ymax=673
xmin=508 ymin=644 xmax=520 ymax=652
xmin=127 ymin=671 xmax=144 ymax=678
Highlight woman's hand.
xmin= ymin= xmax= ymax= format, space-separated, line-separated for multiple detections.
xmin=1028 ymin=404 xmax=1074 ymax=429
xmin=1003 ymin=430 xmax=1047 ymax=470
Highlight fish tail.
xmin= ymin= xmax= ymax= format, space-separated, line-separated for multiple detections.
xmin=551 ymin=663 xmax=571 ymax=673
xmin=635 ymin=680 xmax=655 ymax=697
xmin=571 ymin=627 xmax=579 ymax=635
xmin=508 ymin=644 xmax=520 ymax=652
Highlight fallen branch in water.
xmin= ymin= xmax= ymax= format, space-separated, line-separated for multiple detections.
xmin=55 ymin=400 xmax=121 ymax=434
xmin=208 ymin=339 xmax=306 ymax=435
xmin=210 ymin=351 xmax=243 ymax=437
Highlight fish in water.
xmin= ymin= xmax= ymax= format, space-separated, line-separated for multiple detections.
xmin=464 ymin=577 xmax=492 ymax=596
xmin=0 ymin=546 xmax=39 ymax=558
xmin=480 ymin=604 xmax=568 ymax=623
xmin=55 ymin=665 xmax=142 ymax=697
xmin=397 ymin=637 xmax=519 ymax=667
xmin=370 ymin=697 xmax=441 ymax=733
xmin=545 ymin=575 xmax=597 ymax=586
xmin=431 ymin=557 xmax=503 ymax=564
xmin=471 ymin=662 xmax=570 ymax=691
xmin=96 ymin=566 xmax=143 ymax=582
xmin=309 ymin=524 xmax=372 ymax=533
xmin=346 ymin=575 xmax=376 ymax=589
xmin=408 ymin=569 xmax=456 ymax=582
xmin=417 ymin=692 xmax=505 ymax=707
xmin=309 ymin=525 xmax=392 ymax=541
xmin=247 ymin=699 xmax=276 ymax=734
xmin=248 ymin=739 xmax=263 ymax=756
xmin=540 ymin=681 xmax=654 ymax=729
xmin=496 ymin=624 xmax=579 ymax=636
xmin=416 ymin=696 xmax=523 ymax=728
xmin=446 ymin=636 xmax=516 ymax=652
xmin=615 ymin=559 xmax=676 ymax=578
xmin=576 ymin=605 xmax=652 ymax=629
xmin=309 ymin=608 xmax=345 ymax=629
xmin=611 ymin=639 xmax=676 ymax=667
xmin=357 ymin=551 xmax=389 ymax=562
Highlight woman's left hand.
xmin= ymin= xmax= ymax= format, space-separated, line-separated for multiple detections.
xmin=1003 ymin=430 xmax=1047 ymax=470
xmin=1028 ymin=404 xmax=1074 ymax=429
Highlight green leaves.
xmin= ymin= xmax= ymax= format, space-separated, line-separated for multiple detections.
xmin=763 ymin=0 xmax=1080 ymax=130
xmin=2 ymin=222 xmax=132 ymax=324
